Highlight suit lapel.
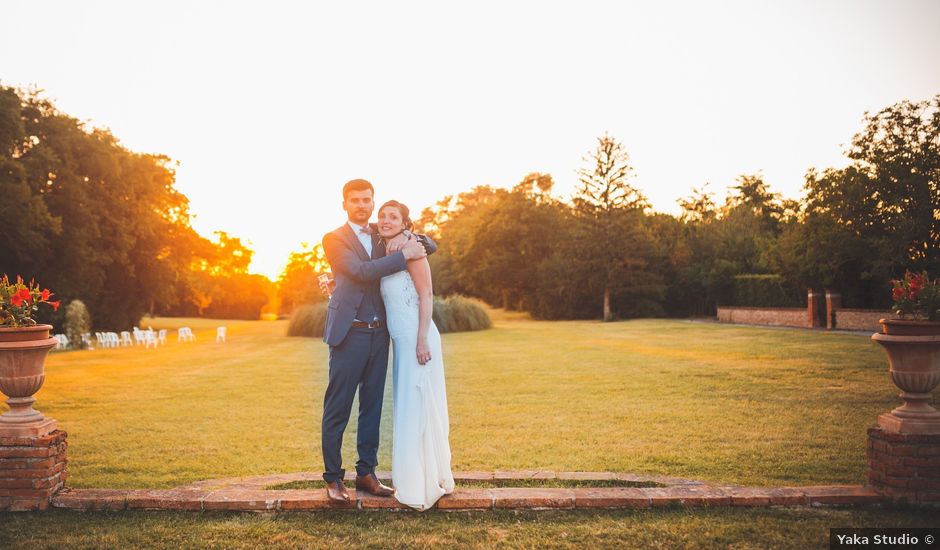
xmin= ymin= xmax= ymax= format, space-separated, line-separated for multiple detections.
xmin=369 ymin=223 xmax=387 ymax=259
xmin=340 ymin=224 xmax=370 ymax=261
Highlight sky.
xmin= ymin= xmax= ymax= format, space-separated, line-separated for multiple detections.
xmin=2 ymin=1 xmax=939 ymax=279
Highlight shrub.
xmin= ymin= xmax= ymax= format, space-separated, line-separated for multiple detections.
xmin=64 ymin=299 xmax=92 ymax=349
xmin=434 ymin=295 xmax=492 ymax=334
xmin=288 ymin=295 xmax=491 ymax=338
xmin=287 ymin=303 xmax=328 ymax=338
xmin=432 ymin=298 xmax=451 ymax=333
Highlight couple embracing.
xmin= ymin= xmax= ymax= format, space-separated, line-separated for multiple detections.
xmin=319 ymin=178 xmax=454 ymax=511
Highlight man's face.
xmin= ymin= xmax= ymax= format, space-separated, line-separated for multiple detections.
xmin=343 ymin=189 xmax=374 ymax=225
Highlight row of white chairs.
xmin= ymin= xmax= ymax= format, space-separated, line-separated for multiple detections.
xmin=52 ymin=329 xmax=164 ymax=350
xmin=96 ymin=329 xmax=166 ymax=349
xmin=53 ymin=332 xmax=98 ymax=350
xmin=53 ymin=334 xmax=71 ymax=349
xmin=134 ymin=327 xmax=167 ymax=349
xmin=176 ymin=326 xmax=227 ymax=343
xmin=52 ymin=326 xmax=227 ymax=350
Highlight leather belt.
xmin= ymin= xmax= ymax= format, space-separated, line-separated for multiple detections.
xmin=351 ymin=320 xmax=383 ymax=329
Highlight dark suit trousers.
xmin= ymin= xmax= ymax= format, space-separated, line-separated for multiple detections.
xmin=321 ymin=326 xmax=390 ymax=482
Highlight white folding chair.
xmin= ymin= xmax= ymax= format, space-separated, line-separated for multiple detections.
xmin=216 ymin=326 xmax=226 ymax=343
xmin=178 ymin=327 xmax=195 ymax=342
xmin=120 ymin=331 xmax=133 ymax=347
xmin=107 ymin=332 xmax=120 ymax=348
xmin=145 ymin=329 xmax=158 ymax=349
xmin=82 ymin=333 xmax=93 ymax=350
xmin=158 ymin=329 xmax=167 ymax=345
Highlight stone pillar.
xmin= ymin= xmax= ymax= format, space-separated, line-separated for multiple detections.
xmin=824 ymin=290 xmax=841 ymax=330
xmin=806 ymin=288 xmax=823 ymax=328
xmin=0 ymin=430 xmax=68 ymax=511
xmin=867 ymin=427 xmax=940 ymax=505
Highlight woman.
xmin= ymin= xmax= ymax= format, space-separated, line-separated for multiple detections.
xmin=376 ymin=200 xmax=455 ymax=511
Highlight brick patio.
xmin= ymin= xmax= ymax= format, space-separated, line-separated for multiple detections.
xmin=50 ymin=471 xmax=888 ymax=512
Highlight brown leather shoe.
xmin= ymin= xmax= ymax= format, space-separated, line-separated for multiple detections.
xmin=355 ymin=473 xmax=395 ymax=497
xmin=326 ymin=480 xmax=350 ymax=502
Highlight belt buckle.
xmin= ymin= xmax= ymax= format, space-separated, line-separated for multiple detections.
xmin=368 ymin=320 xmax=380 ymax=329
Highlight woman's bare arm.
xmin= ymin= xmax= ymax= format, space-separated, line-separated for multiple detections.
xmin=407 ymin=257 xmax=434 ymax=365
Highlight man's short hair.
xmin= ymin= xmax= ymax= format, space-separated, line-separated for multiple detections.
xmin=343 ymin=179 xmax=374 ymax=200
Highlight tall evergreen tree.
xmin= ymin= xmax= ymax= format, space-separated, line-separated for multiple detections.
xmin=572 ymin=134 xmax=655 ymax=321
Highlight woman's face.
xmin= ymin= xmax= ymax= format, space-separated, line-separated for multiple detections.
xmin=377 ymin=206 xmax=406 ymax=238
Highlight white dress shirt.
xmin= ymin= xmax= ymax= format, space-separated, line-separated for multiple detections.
xmin=347 ymin=220 xmax=373 ymax=258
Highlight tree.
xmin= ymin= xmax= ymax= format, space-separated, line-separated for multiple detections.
xmin=278 ymin=242 xmax=330 ymax=314
xmin=672 ymin=174 xmax=791 ymax=315
xmin=788 ymin=95 xmax=940 ymax=306
xmin=0 ymin=85 xmax=268 ymax=327
xmin=726 ymin=173 xmax=784 ymax=230
xmin=572 ymin=133 xmax=656 ymax=321
xmin=678 ymin=183 xmax=717 ymax=224
xmin=452 ymin=175 xmax=562 ymax=310
xmin=0 ymin=88 xmax=61 ymax=275
xmin=425 ymin=185 xmax=509 ymax=304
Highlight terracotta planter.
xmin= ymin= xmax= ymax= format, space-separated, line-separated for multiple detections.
xmin=0 ymin=324 xmax=58 ymax=437
xmin=871 ymin=319 xmax=940 ymax=434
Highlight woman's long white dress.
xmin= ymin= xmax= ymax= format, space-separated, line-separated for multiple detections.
xmin=381 ymin=269 xmax=455 ymax=511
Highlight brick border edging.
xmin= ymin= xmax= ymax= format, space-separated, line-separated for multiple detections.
xmin=50 ymin=472 xmax=891 ymax=512
xmin=173 ymin=470 xmax=705 ymax=492
xmin=51 ymin=485 xmax=886 ymax=512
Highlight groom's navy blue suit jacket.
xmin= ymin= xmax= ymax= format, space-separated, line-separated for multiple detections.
xmin=321 ymin=223 xmax=436 ymax=347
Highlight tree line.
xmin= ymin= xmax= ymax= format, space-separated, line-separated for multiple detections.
xmin=4 ymin=85 xmax=936 ymax=325
xmin=407 ymin=95 xmax=940 ymax=320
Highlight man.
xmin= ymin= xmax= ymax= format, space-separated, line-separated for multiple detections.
xmin=319 ymin=178 xmax=436 ymax=503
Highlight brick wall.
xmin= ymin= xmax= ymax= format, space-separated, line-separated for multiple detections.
xmin=716 ymin=306 xmax=810 ymax=328
xmin=0 ymin=430 xmax=68 ymax=511
xmin=833 ymin=309 xmax=891 ymax=332
xmin=868 ymin=427 xmax=940 ymax=504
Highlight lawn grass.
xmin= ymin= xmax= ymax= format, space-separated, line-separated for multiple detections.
xmin=1 ymin=507 xmax=937 ymax=549
xmin=1 ymin=310 xmax=912 ymax=489
xmin=1 ymin=312 xmax=931 ymax=548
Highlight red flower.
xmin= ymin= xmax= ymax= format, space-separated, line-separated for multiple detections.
xmin=40 ymin=289 xmax=51 ymax=301
xmin=50 ymin=300 xmax=61 ymax=312
xmin=909 ymin=289 xmax=920 ymax=301
xmin=11 ymin=288 xmax=31 ymax=306
xmin=892 ymin=287 xmax=905 ymax=301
